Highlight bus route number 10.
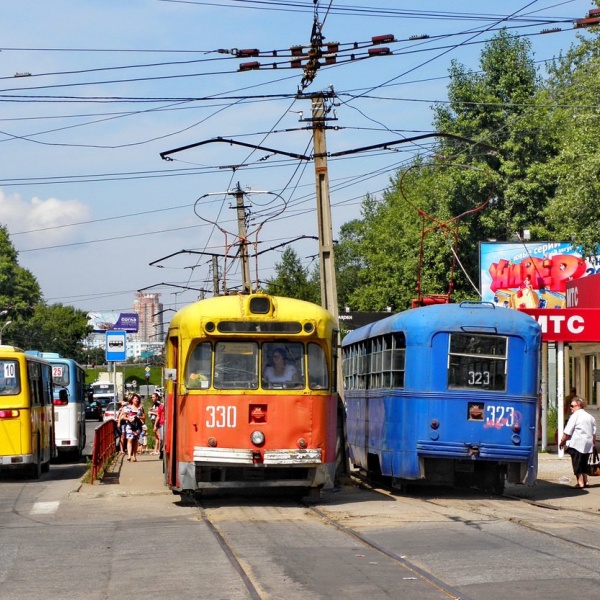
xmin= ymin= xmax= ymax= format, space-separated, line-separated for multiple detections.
xmin=206 ymin=405 xmax=237 ymax=428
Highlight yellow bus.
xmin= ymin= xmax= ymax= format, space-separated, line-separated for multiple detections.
xmin=0 ymin=346 xmax=56 ymax=478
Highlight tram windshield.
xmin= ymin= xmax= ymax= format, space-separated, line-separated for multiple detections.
xmin=184 ymin=340 xmax=330 ymax=391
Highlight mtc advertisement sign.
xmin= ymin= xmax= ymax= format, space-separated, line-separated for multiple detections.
xmin=519 ymin=308 xmax=600 ymax=342
xmin=480 ymin=242 xmax=599 ymax=310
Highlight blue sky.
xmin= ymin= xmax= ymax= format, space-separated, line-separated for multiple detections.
xmin=0 ymin=0 xmax=595 ymax=317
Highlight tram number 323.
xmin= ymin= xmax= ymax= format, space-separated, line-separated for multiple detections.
xmin=206 ymin=406 xmax=237 ymax=428
xmin=485 ymin=405 xmax=515 ymax=428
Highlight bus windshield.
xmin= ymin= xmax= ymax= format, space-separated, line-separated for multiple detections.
xmin=51 ymin=364 xmax=70 ymax=387
xmin=0 ymin=360 xmax=20 ymax=396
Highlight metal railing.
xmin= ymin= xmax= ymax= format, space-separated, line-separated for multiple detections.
xmin=90 ymin=420 xmax=120 ymax=484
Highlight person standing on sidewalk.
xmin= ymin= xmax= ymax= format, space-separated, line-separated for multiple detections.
xmin=155 ymin=397 xmax=165 ymax=459
xmin=148 ymin=393 xmax=161 ymax=454
xmin=559 ymin=397 xmax=596 ymax=489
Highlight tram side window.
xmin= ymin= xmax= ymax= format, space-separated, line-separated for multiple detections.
xmin=214 ymin=342 xmax=259 ymax=390
xmin=447 ymin=333 xmax=507 ymax=391
xmin=391 ymin=333 xmax=405 ymax=388
xmin=186 ymin=342 xmax=212 ymax=389
xmin=308 ymin=343 xmax=328 ymax=390
xmin=367 ymin=334 xmax=405 ymax=390
xmin=0 ymin=360 xmax=20 ymax=395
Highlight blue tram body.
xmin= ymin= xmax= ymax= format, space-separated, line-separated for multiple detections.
xmin=341 ymin=302 xmax=542 ymax=493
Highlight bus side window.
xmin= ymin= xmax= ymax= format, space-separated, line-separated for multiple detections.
xmin=308 ymin=343 xmax=328 ymax=390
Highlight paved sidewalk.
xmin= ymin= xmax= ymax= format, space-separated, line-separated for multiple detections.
xmin=76 ymin=451 xmax=170 ymax=498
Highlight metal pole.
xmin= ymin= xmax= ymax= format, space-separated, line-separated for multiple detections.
xmin=557 ymin=341 xmax=565 ymax=458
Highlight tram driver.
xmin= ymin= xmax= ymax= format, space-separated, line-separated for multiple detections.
xmin=262 ymin=346 xmax=302 ymax=389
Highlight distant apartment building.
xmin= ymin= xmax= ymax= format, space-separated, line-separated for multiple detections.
xmin=133 ymin=292 xmax=163 ymax=343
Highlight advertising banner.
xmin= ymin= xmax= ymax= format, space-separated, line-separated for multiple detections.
xmin=520 ymin=308 xmax=600 ymax=342
xmin=88 ymin=312 xmax=139 ymax=333
xmin=480 ymin=242 xmax=599 ymax=310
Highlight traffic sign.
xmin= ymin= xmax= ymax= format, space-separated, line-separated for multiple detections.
xmin=105 ymin=330 xmax=127 ymax=362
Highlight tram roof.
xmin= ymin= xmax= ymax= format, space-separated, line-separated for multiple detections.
xmin=342 ymin=302 xmax=541 ymax=347
xmin=169 ymin=293 xmax=336 ymax=335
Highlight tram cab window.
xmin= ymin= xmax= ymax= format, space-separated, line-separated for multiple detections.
xmin=214 ymin=342 xmax=258 ymax=390
xmin=262 ymin=343 xmax=304 ymax=389
xmin=0 ymin=360 xmax=20 ymax=395
xmin=447 ymin=333 xmax=507 ymax=391
xmin=186 ymin=342 xmax=212 ymax=389
xmin=307 ymin=343 xmax=328 ymax=390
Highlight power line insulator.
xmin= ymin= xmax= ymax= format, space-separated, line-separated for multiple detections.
xmin=368 ymin=47 xmax=391 ymax=57
xmin=371 ymin=34 xmax=394 ymax=44
xmin=237 ymin=48 xmax=260 ymax=57
xmin=239 ymin=61 xmax=261 ymax=71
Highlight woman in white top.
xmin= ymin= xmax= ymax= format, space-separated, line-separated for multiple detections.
xmin=559 ymin=396 xmax=597 ymax=488
xmin=263 ymin=349 xmax=301 ymax=387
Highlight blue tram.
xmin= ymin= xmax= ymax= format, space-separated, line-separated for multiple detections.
xmin=341 ymin=302 xmax=541 ymax=493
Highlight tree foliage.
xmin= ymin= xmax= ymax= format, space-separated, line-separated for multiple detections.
xmin=263 ymin=246 xmax=320 ymax=303
xmin=333 ymin=26 xmax=600 ymax=310
xmin=0 ymin=224 xmax=92 ymax=357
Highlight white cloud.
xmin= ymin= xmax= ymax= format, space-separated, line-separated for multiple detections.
xmin=0 ymin=189 xmax=91 ymax=246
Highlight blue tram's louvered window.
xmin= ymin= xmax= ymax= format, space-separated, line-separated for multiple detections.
xmin=364 ymin=334 xmax=405 ymax=390
xmin=447 ymin=333 xmax=507 ymax=391
xmin=391 ymin=333 xmax=405 ymax=388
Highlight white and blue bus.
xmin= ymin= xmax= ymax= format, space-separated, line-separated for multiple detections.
xmin=26 ymin=352 xmax=86 ymax=459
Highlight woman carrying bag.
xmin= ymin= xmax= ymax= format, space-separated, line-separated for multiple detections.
xmin=559 ymin=397 xmax=597 ymax=489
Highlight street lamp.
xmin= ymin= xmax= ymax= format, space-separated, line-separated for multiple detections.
xmin=0 ymin=320 xmax=13 ymax=345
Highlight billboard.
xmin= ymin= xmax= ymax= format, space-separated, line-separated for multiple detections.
xmin=480 ymin=242 xmax=599 ymax=310
xmin=88 ymin=312 xmax=139 ymax=333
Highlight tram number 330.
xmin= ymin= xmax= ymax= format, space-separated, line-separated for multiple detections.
xmin=206 ymin=405 xmax=237 ymax=428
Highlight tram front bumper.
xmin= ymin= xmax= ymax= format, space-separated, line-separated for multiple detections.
xmin=193 ymin=446 xmax=322 ymax=464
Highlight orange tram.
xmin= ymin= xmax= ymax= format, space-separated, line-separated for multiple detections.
xmin=164 ymin=292 xmax=339 ymax=494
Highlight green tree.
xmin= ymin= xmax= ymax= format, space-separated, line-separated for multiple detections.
xmin=264 ymin=247 xmax=320 ymax=302
xmin=11 ymin=303 xmax=93 ymax=358
xmin=0 ymin=224 xmax=42 ymax=318
xmin=539 ymin=28 xmax=600 ymax=254
xmin=433 ymin=29 xmax=554 ymax=244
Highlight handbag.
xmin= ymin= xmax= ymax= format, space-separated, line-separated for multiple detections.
xmin=588 ymin=448 xmax=600 ymax=477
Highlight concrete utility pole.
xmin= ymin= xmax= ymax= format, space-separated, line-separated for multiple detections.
xmin=230 ymin=183 xmax=252 ymax=293
xmin=311 ymin=94 xmax=339 ymax=320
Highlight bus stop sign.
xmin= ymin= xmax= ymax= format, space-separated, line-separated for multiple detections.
xmin=105 ymin=331 xmax=127 ymax=362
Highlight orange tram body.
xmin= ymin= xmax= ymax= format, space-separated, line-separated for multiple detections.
xmin=164 ymin=292 xmax=339 ymax=493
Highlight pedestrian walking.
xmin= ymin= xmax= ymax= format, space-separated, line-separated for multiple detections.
xmin=124 ymin=393 xmax=146 ymax=462
xmin=559 ymin=396 xmax=596 ymax=489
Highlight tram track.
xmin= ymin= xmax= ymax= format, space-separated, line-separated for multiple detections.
xmin=191 ymin=496 xmax=264 ymax=600
xmin=349 ymin=472 xmax=600 ymax=553
xmin=192 ymin=491 xmax=473 ymax=600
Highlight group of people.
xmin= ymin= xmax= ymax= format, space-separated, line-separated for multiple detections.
xmin=115 ymin=392 xmax=164 ymax=462
xmin=558 ymin=389 xmax=597 ymax=489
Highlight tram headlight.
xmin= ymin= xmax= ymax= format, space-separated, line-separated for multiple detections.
xmin=251 ymin=430 xmax=265 ymax=446
xmin=297 ymin=438 xmax=307 ymax=448
xmin=207 ymin=437 xmax=217 ymax=447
